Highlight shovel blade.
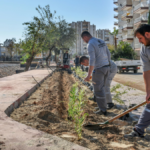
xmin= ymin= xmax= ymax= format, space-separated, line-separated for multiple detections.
xmin=83 ymin=121 xmax=109 ymax=128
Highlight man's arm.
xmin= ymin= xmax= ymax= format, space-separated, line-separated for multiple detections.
xmin=143 ymin=71 xmax=150 ymax=103
xmin=141 ymin=46 xmax=150 ymax=103
xmin=85 ymin=43 xmax=95 ymax=81
xmin=85 ymin=66 xmax=94 ymax=81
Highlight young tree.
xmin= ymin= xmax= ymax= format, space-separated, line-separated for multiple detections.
xmin=36 ymin=5 xmax=76 ymax=66
xmin=110 ymin=28 xmax=118 ymax=50
xmin=36 ymin=5 xmax=60 ymax=66
xmin=21 ymin=16 xmax=45 ymax=71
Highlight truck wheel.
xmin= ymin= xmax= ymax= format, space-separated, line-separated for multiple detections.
xmin=134 ymin=70 xmax=137 ymax=73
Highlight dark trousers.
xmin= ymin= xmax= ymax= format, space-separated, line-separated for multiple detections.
xmin=92 ymin=66 xmax=110 ymax=112
xmin=135 ymin=103 xmax=150 ymax=135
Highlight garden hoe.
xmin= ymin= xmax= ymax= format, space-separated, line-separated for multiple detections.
xmin=84 ymin=101 xmax=148 ymax=128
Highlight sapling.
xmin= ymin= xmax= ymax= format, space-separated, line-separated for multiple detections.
xmin=68 ymin=83 xmax=88 ymax=140
xmin=74 ymin=67 xmax=87 ymax=79
xmin=110 ymin=84 xmax=127 ymax=104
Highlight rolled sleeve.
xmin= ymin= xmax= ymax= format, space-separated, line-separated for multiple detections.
xmin=88 ymin=43 xmax=95 ymax=66
xmin=140 ymin=46 xmax=150 ymax=72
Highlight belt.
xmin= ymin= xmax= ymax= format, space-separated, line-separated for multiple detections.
xmin=103 ymin=65 xmax=110 ymax=67
xmin=94 ymin=65 xmax=110 ymax=70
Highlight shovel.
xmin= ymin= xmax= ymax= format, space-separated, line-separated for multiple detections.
xmin=84 ymin=101 xmax=147 ymax=128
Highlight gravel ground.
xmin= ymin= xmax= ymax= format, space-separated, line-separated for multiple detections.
xmin=0 ymin=64 xmax=22 ymax=78
xmin=111 ymin=81 xmax=146 ymax=117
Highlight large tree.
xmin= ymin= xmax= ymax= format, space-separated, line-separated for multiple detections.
xmin=20 ymin=5 xmax=76 ymax=70
xmin=36 ymin=5 xmax=76 ymax=66
xmin=36 ymin=5 xmax=58 ymax=66
xmin=21 ymin=16 xmax=45 ymax=71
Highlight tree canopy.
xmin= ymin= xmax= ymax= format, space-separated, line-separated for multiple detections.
xmin=109 ymin=41 xmax=137 ymax=61
xmin=20 ymin=5 xmax=76 ymax=70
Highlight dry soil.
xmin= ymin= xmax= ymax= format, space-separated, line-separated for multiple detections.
xmin=10 ymin=70 xmax=150 ymax=150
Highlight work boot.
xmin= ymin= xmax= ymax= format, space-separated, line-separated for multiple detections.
xmin=88 ymin=96 xmax=96 ymax=102
xmin=94 ymin=110 xmax=107 ymax=116
xmin=124 ymin=128 xmax=144 ymax=138
xmin=89 ymin=96 xmax=94 ymax=100
xmin=94 ymin=107 xmax=99 ymax=110
xmin=107 ymin=103 xmax=115 ymax=109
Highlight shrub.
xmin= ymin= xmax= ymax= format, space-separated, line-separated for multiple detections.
xmin=109 ymin=41 xmax=137 ymax=61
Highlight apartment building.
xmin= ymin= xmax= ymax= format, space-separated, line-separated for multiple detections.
xmin=96 ymin=29 xmax=114 ymax=45
xmin=114 ymin=0 xmax=149 ymax=56
xmin=70 ymin=21 xmax=96 ymax=55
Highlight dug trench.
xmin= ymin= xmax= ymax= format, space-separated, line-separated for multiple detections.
xmin=10 ymin=70 xmax=150 ymax=150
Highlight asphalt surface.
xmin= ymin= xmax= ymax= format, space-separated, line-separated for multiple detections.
xmin=113 ymin=67 xmax=145 ymax=92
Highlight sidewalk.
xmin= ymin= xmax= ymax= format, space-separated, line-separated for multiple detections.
xmin=0 ymin=70 xmax=89 ymax=150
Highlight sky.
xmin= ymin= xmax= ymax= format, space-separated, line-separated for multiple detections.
xmin=0 ymin=0 xmax=116 ymax=43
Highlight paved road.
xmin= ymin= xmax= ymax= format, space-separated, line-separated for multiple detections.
xmin=113 ymin=67 xmax=145 ymax=92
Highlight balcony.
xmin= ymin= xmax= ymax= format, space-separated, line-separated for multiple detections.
xmin=114 ymin=14 xmax=118 ymax=19
xmin=114 ymin=7 xmax=118 ymax=12
xmin=121 ymin=12 xmax=133 ymax=20
xmin=134 ymin=16 xmax=148 ymax=25
xmin=134 ymin=2 xmax=149 ymax=13
xmin=114 ymin=22 xmax=118 ymax=26
xmin=122 ymin=34 xmax=134 ymax=41
xmin=113 ymin=0 xmax=118 ymax=5
xmin=122 ymin=24 xmax=133 ymax=31
xmin=121 ymin=0 xmax=132 ymax=10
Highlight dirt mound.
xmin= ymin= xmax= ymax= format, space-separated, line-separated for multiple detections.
xmin=38 ymin=111 xmax=60 ymax=123
xmin=10 ymin=70 xmax=150 ymax=150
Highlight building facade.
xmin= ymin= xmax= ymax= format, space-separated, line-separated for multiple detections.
xmin=96 ymin=29 xmax=114 ymax=45
xmin=70 ymin=21 xmax=96 ymax=55
xmin=114 ymin=0 xmax=149 ymax=56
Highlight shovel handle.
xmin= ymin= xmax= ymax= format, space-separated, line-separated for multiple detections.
xmin=108 ymin=101 xmax=147 ymax=123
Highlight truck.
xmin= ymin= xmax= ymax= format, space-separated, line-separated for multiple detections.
xmin=81 ymin=57 xmax=141 ymax=74
xmin=115 ymin=59 xmax=141 ymax=74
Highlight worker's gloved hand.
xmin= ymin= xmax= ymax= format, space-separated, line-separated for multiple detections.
xmin=146 ymin=92 xmax=150 ymax=104
xmin=84 ymin=75 xmax=91 ymax=81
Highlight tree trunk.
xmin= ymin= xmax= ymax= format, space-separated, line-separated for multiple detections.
xmin=25 ymin=56 xmax=34 ymax=71
xmin=46 ymin=49 xmax=51 ymax=67
xmin=45 ymin=46 xmax=55 ymax=67
xmin=115 ymin=37 xmax=117 ymax=50
xmin=54 ymin=51 xmax=58 ymax=64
